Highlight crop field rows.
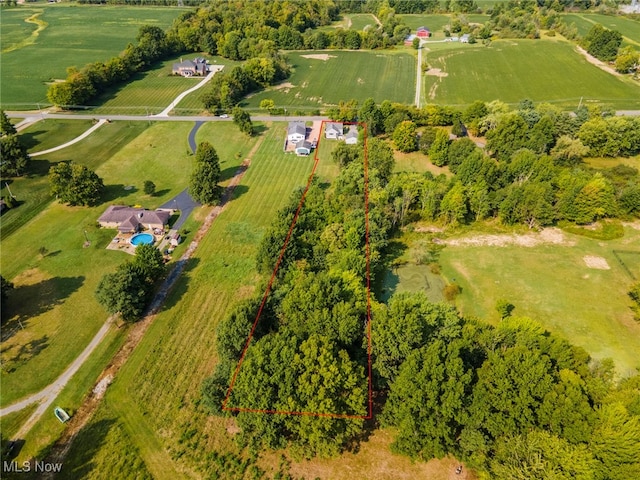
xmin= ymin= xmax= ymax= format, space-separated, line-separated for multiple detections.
xmin=242 ymin=51 xmax=415 ymax=110
xmin=421 ymin=39 xmax=640 ymax=109
xmin=0 ymin=5 xmax=187 ymax=108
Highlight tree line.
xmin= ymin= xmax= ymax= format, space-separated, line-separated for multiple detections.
xmin=328 ymin=97 xmax=640 ymax=229
xmin=202 ymin=138 xmax=396 ymax=457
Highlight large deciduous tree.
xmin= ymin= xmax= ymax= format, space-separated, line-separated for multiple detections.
xmin=95 ymin=262 xmax=153 ymax=322
xmin=584 ymin=24 xmax=622 ymax=62
xmin=393 ymin=121 xmax=418 ymax=153
xmin=232 ymin=106 xmax=254 ymax=136
xmin=189 ymin=141 xmax=221 ymax=205
xmin=49 ymin=162 xmax=104 ymax=206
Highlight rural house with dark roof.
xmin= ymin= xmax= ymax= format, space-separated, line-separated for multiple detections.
xmin=98 ymin=206 xmax=170 ymax=233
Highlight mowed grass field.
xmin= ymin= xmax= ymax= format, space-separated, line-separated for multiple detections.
xmin=437 ymin=226 xmax=640 ymax=377
xmin=55 ymin=124 xmax=468 ymax=480
xmin=242 ymin=51 xmax=415 ymax=110
xmin=0 ymin=121 xmax=205 ymax=407
xmin=91 ymin=55 xmax=241 ymax=115
xmin=0 ymin=121 xmax=145 ymax=240
xmin=421 ymin=39 xmax=640 ymax=109
xmin=562 ymin=13 xmax=640 ymax=45
xmin=0 ymin=5 xmax=187 ymax=108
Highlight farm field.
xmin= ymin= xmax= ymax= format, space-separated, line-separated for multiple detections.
xmin=562 ymin=13 xmax=640 ymax=45
xmin=242 ymin=51 xmax=415 ymax=110
xmin=0 ymin=5 xmax=187 ymax=109
xmin=435 ymin=225 xmax=640 ymax=377
xmin=421 ymin=39 xmax=640 ymax=109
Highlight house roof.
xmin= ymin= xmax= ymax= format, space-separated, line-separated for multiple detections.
xmin=345 ymin=127 xmax=358 ymax=139
xmin=325 ymin=122 xmax=343 ymax=134
xmin=288 ymin=121 xmax=306 ymax=137
xmin=296 ymin=140 xmax=312 ymax=150
xmin=173 ymin=60 xmax=197 ymax=70
xmin=417 ymin=26 xmax=429 ymax=31
xmin=99 ymin=205 xmax=170 ymax=227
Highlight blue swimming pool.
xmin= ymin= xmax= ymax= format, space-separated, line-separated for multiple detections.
xmin=130 ymin=233 xmax=154 ymax=246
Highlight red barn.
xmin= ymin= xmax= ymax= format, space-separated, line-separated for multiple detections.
xmin=416 ymin=26 xmax=431 ymax=38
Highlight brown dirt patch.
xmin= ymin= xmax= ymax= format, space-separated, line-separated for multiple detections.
xmin=575 ymin=46 xmax=621 ymax=77
xmin=426 ymin=68 xmax=448 ymax=77
xmin=445 ymin=227 xmax=575 ymax=248
xmin=300 ymin=53 xmax=336 ymax=61
xmin=287 ymin=429 xmax=477 ymax=480
xmin=583 ymin=255 xmax=610 ymax=270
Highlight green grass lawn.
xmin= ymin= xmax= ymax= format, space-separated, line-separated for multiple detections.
xmin=347 ymin=13 xmax=378 ymax=31
xmin=0 ymin=121 xmax=148 ymax=240
xmin=21 ymin=119 xmax=94 ymax=153
xmin=437 ymin=225 xmax=640 ymax=377
xmin=90 ymin=55 xmax=240 ymax=115
xmin=0 ymin=4 xmax=187 ymax=109
xmin=241 ymin=51 xmax=415 ymax=110
xmin=0 ymin=121 xmax=211 ymax=407
xmin=54 ymin=123 xmax=323 ymax=478
xmin=561 ymin=13 xmax=640 ymax=46
xmin=421 ymin=39 xmax=640 ymax=109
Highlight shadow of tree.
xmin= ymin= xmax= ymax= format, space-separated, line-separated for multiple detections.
xmin=56 ymin=418 xmax=117 ymax=479
xmin=1 ymin=276 xmax=85 ymax=342
xmin=156 ymin=257 xmax=200 ymax=315
xmin=220 ymin=165 xmax=242 ymax=182
xmin=20 ymin=130 xmax=46 ymax=150
xmin=1 ymin=335 xmax=50 ymax=372
xmin=101 ymin=184 xmax=138 ymax=204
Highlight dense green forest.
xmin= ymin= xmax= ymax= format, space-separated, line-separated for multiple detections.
xmin=329 ymin=98 xmax=640 ymax=229
xmin=203 ymin=129 xmax=640 ymax=477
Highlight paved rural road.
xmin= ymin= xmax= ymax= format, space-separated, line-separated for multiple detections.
xmin=415 ymin=41 xmax=425 ymax=107
xmin=8 ymin=112 xmax=329 ymax=122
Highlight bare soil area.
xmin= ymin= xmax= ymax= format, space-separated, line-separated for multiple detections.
xmin=583 ymin=255 xmax=611 ymax=270
xmin=300 ymin=53 xmax=337 ymax=61
xmin=444 ymin=227 xmax=575 ymax=248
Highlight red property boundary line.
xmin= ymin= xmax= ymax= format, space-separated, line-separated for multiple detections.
xmin=222 ymin=120 xmax=373 ymax=420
